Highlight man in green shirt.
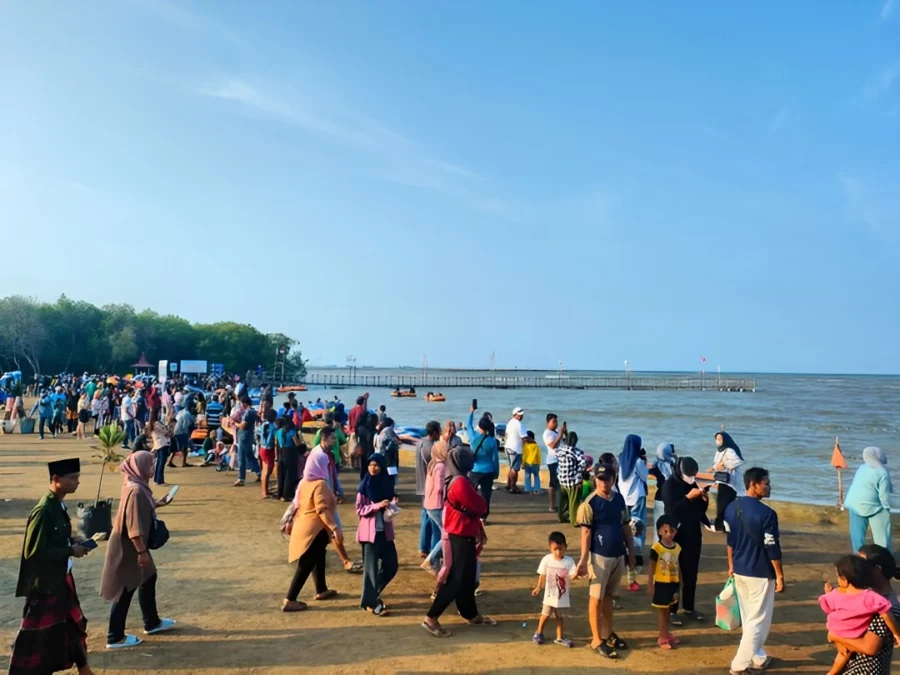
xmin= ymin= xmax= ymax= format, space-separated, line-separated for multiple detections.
xmin=313 ymin=413 xmax=347 ymax=467
xmin=10 ymin=458 xmax=94 ymax=675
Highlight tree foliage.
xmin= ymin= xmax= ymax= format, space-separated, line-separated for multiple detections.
xmin=0 ymin=295 xmax=305 ymax=377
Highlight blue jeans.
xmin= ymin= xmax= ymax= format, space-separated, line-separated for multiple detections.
xmin=123 ymin=420 xmax=135 ymax=447
xmin=419 ymin=508 xmax=437 ymax=554
xmin=523 ymin=464 xmax=541 ymax=492
xmin=849 ymin=507 xmax=892 ymax=553
xmin=154 ymin=445 xmax=169 ymax=485
xmin=425 ymin=508 xmax=443 ymax=563
xmin=237 ymin=441 xmax=260 ymax=482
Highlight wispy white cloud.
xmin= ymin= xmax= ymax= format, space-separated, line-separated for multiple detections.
xmin=769 ymin=107 xmax=789 ymax=133
xmin=699 ymin=125 xmax=730 ymax=142
xmin=127 ymin=0 xmax=250 ymax=53
xmin=882 ymin=0 xmax=895 ymax=20
xmin=197 ymin=78 xmax=517 ymax=220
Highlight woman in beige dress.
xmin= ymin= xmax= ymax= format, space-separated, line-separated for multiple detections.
xmin=282 ymin=449 xmax=341 ymax=612
xmin=100 ymin=451 xmax=176 ymax=649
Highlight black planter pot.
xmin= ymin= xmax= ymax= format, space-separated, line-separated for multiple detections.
xmin=77 ymin=499 xmax=113 ymax=539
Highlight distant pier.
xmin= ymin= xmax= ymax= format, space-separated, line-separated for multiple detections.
xmin=302 ymin=373 xmax=756 ymax=392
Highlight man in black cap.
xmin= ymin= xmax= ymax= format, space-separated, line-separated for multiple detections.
xmin=9 ymin=458 xmax=94 ymax=675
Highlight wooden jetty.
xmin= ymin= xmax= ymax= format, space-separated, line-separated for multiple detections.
xmin=302 ymin=373 xmax=756 ymax=392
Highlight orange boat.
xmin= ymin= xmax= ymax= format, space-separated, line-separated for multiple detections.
xmin=425 ymin=393 xmax=446 ymax=402
xmin=277 ymin=385 xmax=308 ymax=393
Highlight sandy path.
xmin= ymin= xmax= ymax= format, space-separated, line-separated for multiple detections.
xmin=0 ymin=433 xmax=863 ymax=674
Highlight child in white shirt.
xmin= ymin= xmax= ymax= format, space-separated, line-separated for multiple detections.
xmin=531 ymin=531 xmax=577 ymax=647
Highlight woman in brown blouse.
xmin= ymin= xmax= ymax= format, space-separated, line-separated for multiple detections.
xmin=283 ymin=448 xmax=342 ymax=612
xmin=100 ymin=451 xmax=175 ymax=649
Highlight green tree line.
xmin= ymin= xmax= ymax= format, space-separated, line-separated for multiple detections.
xmin=0 ymin=295 xmax=307 ymax=379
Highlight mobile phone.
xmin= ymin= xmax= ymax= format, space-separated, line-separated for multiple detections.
xmin=78 ymin=539 xmax=99 ymax=551
xmin=472 ymin=398 xmax=477 ymax=410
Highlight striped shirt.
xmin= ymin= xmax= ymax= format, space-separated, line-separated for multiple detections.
xmin=206 ymin=401 xmax=223 ymax=428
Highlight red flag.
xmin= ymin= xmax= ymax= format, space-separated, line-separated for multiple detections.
xmin=831 ymin=439 xmax=847 ymax=469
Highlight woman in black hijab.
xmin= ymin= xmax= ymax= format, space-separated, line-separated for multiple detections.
xmin=660 ymin=457 xmax=711 ymax=623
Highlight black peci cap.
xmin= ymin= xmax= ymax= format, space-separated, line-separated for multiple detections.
xmin=48 ymin=457 xmax=80 ymax=478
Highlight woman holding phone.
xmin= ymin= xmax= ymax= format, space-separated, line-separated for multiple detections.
xmin=100 ymin=451 xmax=176 ymax=649
xmin=660 ymin=456 xmax=710 ymax=623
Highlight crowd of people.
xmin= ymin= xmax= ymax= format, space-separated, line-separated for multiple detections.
xmin=7 ymin=384 xmax=898 ymax=675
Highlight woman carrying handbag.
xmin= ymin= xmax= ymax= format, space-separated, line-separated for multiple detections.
xmin=100 ymin=451 xmax=177 ymax=649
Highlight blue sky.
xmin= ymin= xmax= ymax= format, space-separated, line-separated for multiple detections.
xmin=1 ymin=1 xmax=898 ymax=374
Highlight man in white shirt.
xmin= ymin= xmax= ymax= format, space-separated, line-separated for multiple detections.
xmin=119 ymin=388 xmax=135 ymax=449
xmin=504 ymin=407 xmax=528 ymax=493
xmin=542 ymin=413 xmax=566 ymax=514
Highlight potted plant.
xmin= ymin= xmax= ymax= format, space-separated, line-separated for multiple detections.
xmin=78 ymin=424 xmax=125 ymax=539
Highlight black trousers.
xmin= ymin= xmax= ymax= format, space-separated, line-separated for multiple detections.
xmin=427 ymin=534 xmax=478 ymax=621
xmin=360 ymin=532 xmax=398 ymax=610
xmin=286 ymin=530 xmax=329 ymax=601
xmin=715 ymin=483 xmax=737 ymax=530
xmin=471 ymin=473 xmax=494 ymax=519
xmin=672 ymin=532 xmax=702 ymax=613
xmin=277 ymin=447 xmax=299 ymax=500
xmin=108 ymin=574 xmax=161 ymax=643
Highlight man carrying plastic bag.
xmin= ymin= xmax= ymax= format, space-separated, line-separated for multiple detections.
xmin=722 ymin=467 xmax=785 ymax=675
xmin=716 ymin=577 xmax=741 ymax=631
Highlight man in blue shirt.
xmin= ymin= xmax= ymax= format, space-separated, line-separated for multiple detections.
xmin=575 ymin=463 xmax=636 ymax=659
xmin=724 ymin=467 xmax=784 ymax=675
xmin=233 ymin=396 xmax=261 ymax=487
xmin=30 ymin=391 xmax=55 ymax=440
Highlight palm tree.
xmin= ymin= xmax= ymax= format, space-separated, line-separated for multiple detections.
xmin=92 ymin=423 xmax=125 ymax=505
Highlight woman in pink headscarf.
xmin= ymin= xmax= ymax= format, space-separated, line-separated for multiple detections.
xmin=283 ymin=449 xmax=342 ymax=612
xmin=100 ymin=451 xmax=175 ymax=649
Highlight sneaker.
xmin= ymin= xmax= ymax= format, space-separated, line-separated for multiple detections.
xmin=554 ymin=638 xmax=574 ymax=648
xmin=107 ymin=634 xmax=142 ymax=649
xmin=532 ymin=632 xmax=545 ymax=645
xmin=670 ymin=613 xmax=683 ymax=626
xmin=144 ymin=618 xmax=177 ymax=635
xmin=232 ymin=480 xmax=245 ymax=487
xmin=749 ymin=657 xmax=774 ymax=671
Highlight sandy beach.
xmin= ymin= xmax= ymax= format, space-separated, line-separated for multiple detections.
xmin=0 ymin=431 xmax=890 ymax=674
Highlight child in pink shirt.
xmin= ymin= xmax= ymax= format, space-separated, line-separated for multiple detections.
xmin=820 ymin=555 xmax=900 ymax=675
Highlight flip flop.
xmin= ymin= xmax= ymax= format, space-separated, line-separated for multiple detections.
xmin=421 ymin=620 xmax=451 ymax=637
xmin=315 ymin=590 xmax=338 ymax=600
xmin=366 ymin=602 xmax=388 ymax=617
xmin=281 ymin=600 xmax=308 ymax=612
xmin=657 ymin=637 xmax=673 ymax=650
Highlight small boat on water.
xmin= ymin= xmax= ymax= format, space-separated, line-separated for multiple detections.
xmin=425 ymin=392 xmax=446 ymax=402
xmin=277 ymin=385 xmax=307 ymax=393
xmin=391 ymin=387 xmax=417 ymax=398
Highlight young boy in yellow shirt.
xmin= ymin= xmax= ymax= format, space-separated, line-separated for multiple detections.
xmin=522 ymin=430 xmax=542 ymax=495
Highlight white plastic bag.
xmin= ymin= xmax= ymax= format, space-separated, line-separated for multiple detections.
xmin=715 ymin=577 xmax=741 ymax=631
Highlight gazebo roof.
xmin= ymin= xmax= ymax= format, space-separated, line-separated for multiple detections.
xmin=132 ymin=353 xmax=153 ymax=368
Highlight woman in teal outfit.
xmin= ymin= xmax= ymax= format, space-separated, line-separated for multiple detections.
xmin=845 ymin=446 xmax=892 ymax=553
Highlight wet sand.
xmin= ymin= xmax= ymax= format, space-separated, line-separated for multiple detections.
xmin=0 ymin=432 xmax=884 ymax=674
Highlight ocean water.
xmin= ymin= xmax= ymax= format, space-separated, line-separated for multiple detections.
xmin=289 ymin=369 xmax=900 ymax=508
